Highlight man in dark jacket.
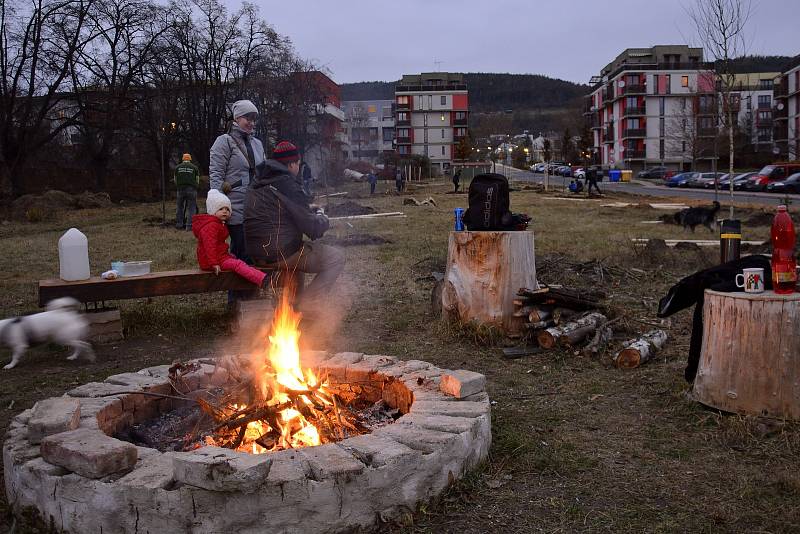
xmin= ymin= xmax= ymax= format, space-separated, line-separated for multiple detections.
xmin=244 ymin=141 xmax=344 ymax=312
xmin=174 ymin=153 xmax=201 ymax=230
xmin=586 ymin=166 xmax=602 ymax=196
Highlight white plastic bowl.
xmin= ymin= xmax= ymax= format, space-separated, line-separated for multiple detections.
xmin=110 ymin=260 xmax=152 ymax=277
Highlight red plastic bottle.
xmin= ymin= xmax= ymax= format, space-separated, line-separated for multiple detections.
xmin=771 ymin=205 xmax=797 ymax=294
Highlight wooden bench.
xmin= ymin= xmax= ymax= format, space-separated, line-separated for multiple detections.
xmin=38 ymin=269 xmax=271 ymax=307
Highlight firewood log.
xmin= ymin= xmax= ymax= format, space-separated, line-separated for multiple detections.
xmin=528 ymin=305 xmax=553 ymax=323
xmin=614 ymin=329 xmax=668 ymax=369
xmin=536 ymin=312 xmax=607 ymax=349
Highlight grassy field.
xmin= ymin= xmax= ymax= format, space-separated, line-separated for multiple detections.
xmin=1 ymin=180 xmax=799 ymax=533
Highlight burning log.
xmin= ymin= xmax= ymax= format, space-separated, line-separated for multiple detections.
xmin=536 ymin=312 xmax=607 ymax=349
xmin=614 ymin=329 xmax=668 ymax=369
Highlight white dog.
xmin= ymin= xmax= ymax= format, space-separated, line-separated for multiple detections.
xmin=0 ymin=297 xmax=95 ymax=369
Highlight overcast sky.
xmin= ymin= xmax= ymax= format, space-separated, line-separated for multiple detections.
xmin=254 ymin=0 xmax=798 ymax=85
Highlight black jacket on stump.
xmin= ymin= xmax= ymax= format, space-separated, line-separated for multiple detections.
xmin=657 ymin=255 xmax=772 ymax=382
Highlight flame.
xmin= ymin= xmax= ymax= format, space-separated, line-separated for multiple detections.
xmin=231 ymin=291 xmax=325 ymax=453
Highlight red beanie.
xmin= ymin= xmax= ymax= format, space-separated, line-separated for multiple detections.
xmin=273 ymin=141 xmax=300 ymax=164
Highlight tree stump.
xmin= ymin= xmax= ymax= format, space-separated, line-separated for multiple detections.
xmin=693 ymin=289 xmax=800 ymax=419
xmin=441 ymin=231 xmax=538 ymax=334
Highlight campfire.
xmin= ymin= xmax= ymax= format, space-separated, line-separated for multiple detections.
xmin=138 ymin=293 xmax=373 ymax=454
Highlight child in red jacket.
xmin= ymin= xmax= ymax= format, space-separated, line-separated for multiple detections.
xmin=192 ymin=189 xmax=267 ymax=287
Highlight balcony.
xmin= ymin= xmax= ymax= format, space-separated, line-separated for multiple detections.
xmin=395 ymin=119 xmax=410 ymax=126
xmin=623 ymin=84 xmax=646 ymax=95
xmin=697 ymin=104 xmax=717 ymax=115
xmin=698 ymin=127 xmax=717 ymax=137
xmin=395 ymin=101 xmax=410 ymax=110
xmin=395 ymin=83 xmax=467 ymax=92
xmin=395 ymin=136 xmax=411 ymax=144
xmin=454 ymin=135 xmax=467 ymax=143
xmin=454 ymin=117 xmax=468 ymax=126
xmin=623 ymin=106 xmax=646 ymax=117
xmin=774 ymin=125 xmax=788 ymax=141
xmin=757 ymin=119 xmax=773 ymax=129
xmin=603 ymin=85 xmax=614 ymax=101
xmin=757 ymin=102 xmax=772 ymax=110
xmin=587 ymin=112 xmax=600 ymax=129
xmin=624 ymin=149 xmax=646 ymax=159
xmin=583 ymin=96 xmax=594 ymax=114
xmin=774 ymin=82 xmax=788 ymax=98
xmin=604 ymin=125 xmax=614 ymax=141
xmin=622 ymin=128 xmax=646 ymax=138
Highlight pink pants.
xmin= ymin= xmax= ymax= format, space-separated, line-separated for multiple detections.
xmin=220 ymin=258 xmax=266 ymax=286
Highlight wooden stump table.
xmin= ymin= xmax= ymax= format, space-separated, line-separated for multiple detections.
xmin=441 ymin=231 xmax=538 ymax=335
xmin=694 ymin=289 xmax=800 ymax=419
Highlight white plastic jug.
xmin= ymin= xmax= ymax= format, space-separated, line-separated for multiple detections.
xmin=58 ymin=228 xmax=90 ymax=281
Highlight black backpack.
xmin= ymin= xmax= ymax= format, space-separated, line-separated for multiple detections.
xmin=463 ymin=173 xmax=512 ymax=230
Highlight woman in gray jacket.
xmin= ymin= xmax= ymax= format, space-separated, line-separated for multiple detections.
xmin=209 ymin=99 xmax=265 ymax=261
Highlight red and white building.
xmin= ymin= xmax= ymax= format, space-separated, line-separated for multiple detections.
xmin=394 ymin=72 xmax=468 ymax=173
xmin=585 ymin=46 xmax=717 ymax=172
xmin=774 ymin=56 xmax=800 ymax=161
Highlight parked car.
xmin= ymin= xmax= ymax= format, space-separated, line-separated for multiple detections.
xmin=766 ymin=172 xmax=800 ymax=194
xmin=531 ymin=163 xmax=546 ymax=173
xmin=665 ymin=172 xmax=694 ymax=187
xmin=637 ymin=166 xmax=674 ymax=180
xmin=744 ymin=163 xmax=800 ymax=191
xmin=684 ymin=172 xmax=724 ymax=188
xmin=699 ymin=172 xmax=727 ymax=189
xmin=718 ymin=171 xmax=757 ymax=191
xmin=558 ymin=166 xmax=572 ymax=177
xmin=574 ymin=168 xmax=586 ymax=179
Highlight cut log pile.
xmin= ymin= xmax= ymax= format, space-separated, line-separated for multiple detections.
xmin=513 ymin=285 xmax=668 ymax=368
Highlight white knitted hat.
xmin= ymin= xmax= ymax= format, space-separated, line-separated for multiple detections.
xmin=206 ymin=189 xmax=231 ymax=216
xmin=231 ymin=100 xmax=258 ymax=120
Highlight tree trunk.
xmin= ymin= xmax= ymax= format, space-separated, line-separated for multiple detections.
xmin=442 ymin=231 xmax=538 ymax=334
xmin=614 ymin=329 xmax=668 ymax=369
xmin=693 ymin=290 xmax=800 ymax=419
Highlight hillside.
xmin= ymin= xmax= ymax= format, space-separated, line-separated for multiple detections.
xmin=340 ymin=73 xmax=588 ymax=111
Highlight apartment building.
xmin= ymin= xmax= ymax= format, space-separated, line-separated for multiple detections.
xmin=585 ymin=45 xmax=716 ymax=172
xmin=774 ymin=56 xmax=800 ymax=161
xmin=341 ymin=100 xmax=394 ymax=162
xmin=727 ymin=72 xmax=779 ymax=151
xmin=394 ymin=72 xmax=469 ymax=173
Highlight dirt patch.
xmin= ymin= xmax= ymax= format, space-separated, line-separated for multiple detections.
xmin=10 ymin=190 xmax=113 ymax=221
xmin=744 ymin=210 xmax=776 ymax=227
xmin=325 ymin=201 xmax=375 ymax=217
xmin=321 ymin=233 xmax=392 ymax=247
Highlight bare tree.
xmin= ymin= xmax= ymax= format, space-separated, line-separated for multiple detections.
xmin=0 ymin=0 xmax=94 ymax=197
xmin=665 ymin=95 xmax=716 ymax=172
xmin=688 ymin=0 xmax=751 ymax=217
xmin=346 ymin=103 xmax=368 ymax=160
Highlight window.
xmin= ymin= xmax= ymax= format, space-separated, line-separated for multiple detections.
xmin=398 ymin=146 xmax=410 ymax=155
xmin=665 ymin=74 xmax=671 ymax=94
xmin=382 ymin=107 xmax=392 ymax=120
xmin=681 ymin=97 xmax=686 ymax=110
xmin=746 ymin=96 xmax=752 ymax=110
xmin=367 ymin=105 xmax=376 ymax=114
xmin=659 ymin=118 xmax=665 ymax=137
xmin=681 ymin=76 xmax=689 ymax=88
xmin=455 ymin=111 xmax=467 ymax=121
xmin=383 ymin=128 xmax=394 ymax=142
xmin=441 ymin=129 xmax=445 ymax=139
xmin=455 ymin=127 xmax=467 ymax=136
xmin=659 ymin=139 xmax=665 ymax=160
xmin=441 ymin=146 xmax=445 ymax=156
xmin=758 ymin=110 xmax=772 ymax=120
xmin=397 ymin=96 xmax=409 ymax=105
xmin=626 ymin=96 xmax=637 ymax=108
xmin=627 ymin=118 xmax=640 ymax=129
xmin=760 ymin=79 xmax=773 ymax=90
xmin=397 ymin=128 xmax=409 ymax=137
xmin=428 ymin=95 xmax=432 ymax=109
xmin=440 ymin=95 xmax=446 ymax=105
xmin=682 ymin=141 xmax=686 ymax=151
xmin=397 ymin=112 xmax=408 ymax=122
xmin=758 ymin=95 xmax=771 ymax=109
xmin=659 ymin=97 xmax=665 ymax=115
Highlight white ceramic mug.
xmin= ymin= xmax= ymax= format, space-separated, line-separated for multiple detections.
xmin=736 ymin=268 xmax=765 ymax=293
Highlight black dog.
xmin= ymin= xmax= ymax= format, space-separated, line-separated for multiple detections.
xmin=674 ymin=201 xmax=720 ymax=232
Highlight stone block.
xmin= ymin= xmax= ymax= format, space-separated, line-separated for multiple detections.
xmin=299 ymin=350 xmax=331 ymax=369
xmin=410 ymin=400 xmax=490 ymax=419
xmin=28 ymin=397 xmax=81 ymax=444
xmin=375 ymin=425 xmax=462 ymax=454
xmin=85 ymin=308 xmax=123 ymax=344
xmin=104 ymin=372 xmax=170 ymax=392
xmin=339 ymin=434 xmax=419 ymax=468
xmin=67 ymin=382 xmax=136 ymax=398
xmin=382 ymin=380 xmax=413 ymax=413
xmin=440 ymin=370 xmax=486 ymax=399
xmin=40 ymin=428 xmax=137 ymax=479
xmin=265 ymin=449 xmax=311 ymax=485
xmin=326 ymin=352 xmax=364 ymax=366
xmin=137 ymin=365 xmax=172 ymax=378
xmin=172 ymin=446 xmax=272 ymax=493
xmin=361 ymin=354 xmax=398 ymax=368
xmin=298 ymin=444 xmax=365 ymax=480
xmin=118 ymin=452 xmax=175 ymax=489
xmin=380 ymin=360 xmax=432 ymax=378
xmin=396 ymin=413 xmax=481 ymax=436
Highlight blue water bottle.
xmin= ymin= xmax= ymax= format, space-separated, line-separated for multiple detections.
xmin=454 ymin=208 xmax=465 ymax=231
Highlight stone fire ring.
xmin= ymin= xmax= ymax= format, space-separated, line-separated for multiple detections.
xmin=4 ymin=352 xmax=491 ymax=533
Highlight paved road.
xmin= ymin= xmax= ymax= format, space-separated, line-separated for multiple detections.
xmin=495 ymin=163 xmax=800 ymax=207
